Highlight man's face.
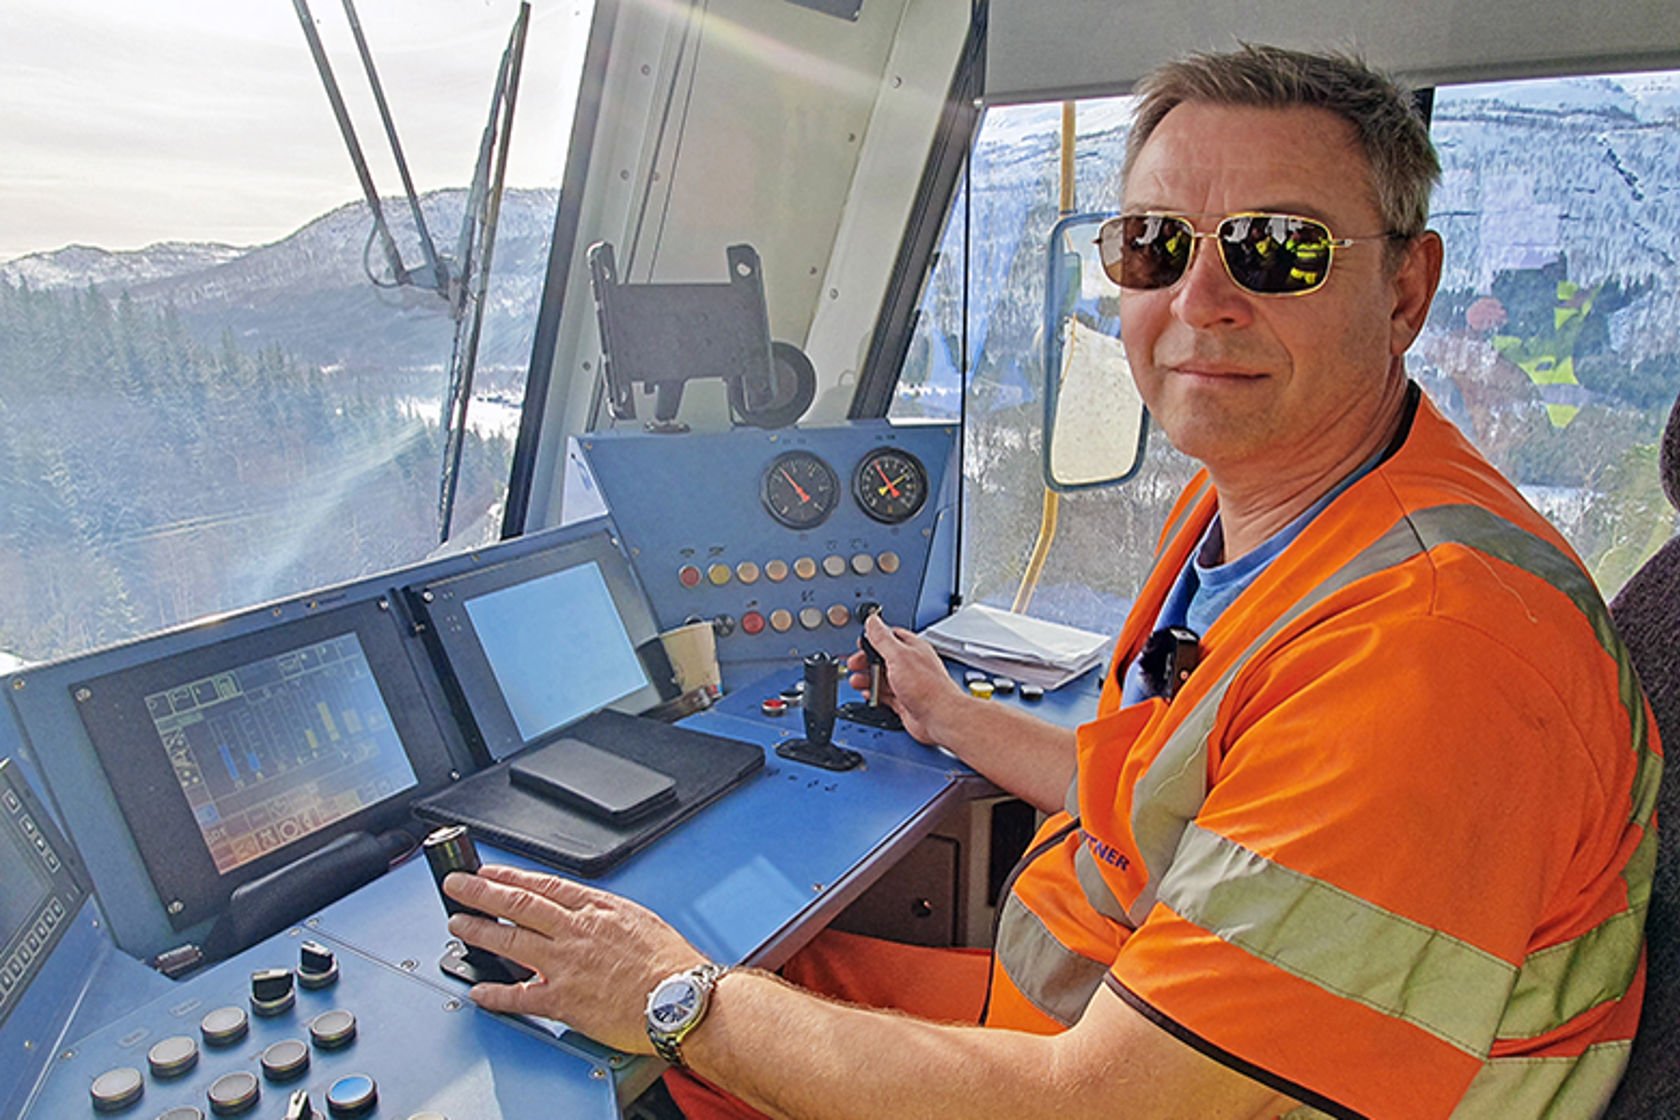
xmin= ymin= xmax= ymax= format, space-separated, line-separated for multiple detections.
xmin=1119 ymin=102 xmax=1410 ymax=475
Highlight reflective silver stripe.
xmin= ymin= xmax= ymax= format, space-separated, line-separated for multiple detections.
xmin=1073 ymin=840 xmax=1131 ymax=925
xmin=993 ymin=893 xmax=1107 ymax=1027
xmin=1158 ymin=822 xmax=1516 ymax=1056
xmin=1500 ymin=822 xmax=1658 ymax=1041
xmin=1450 ymin=1041 xmax=1632 ymax=1118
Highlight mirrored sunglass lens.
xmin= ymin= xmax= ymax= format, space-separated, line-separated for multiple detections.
xmin=1219 ymin=214 xmax=1333 ymax=293
xmin=1103 ymin=215 xmax=1192 ymax=289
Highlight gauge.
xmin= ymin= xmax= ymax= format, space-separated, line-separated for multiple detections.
xmin=853 ymin=447 xmax=928 ymax=525
xmin=761 ymin=450 xmax=840 ymax=530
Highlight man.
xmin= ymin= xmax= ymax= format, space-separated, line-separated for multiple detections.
xmin=445 ymin=45 xmax=1659 ymax=1118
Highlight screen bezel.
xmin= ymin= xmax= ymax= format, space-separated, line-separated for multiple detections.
xmin=413 ymin=531 xmax=665 ymax=762
xmin=72 ymin=599 xmax=456 ymax=931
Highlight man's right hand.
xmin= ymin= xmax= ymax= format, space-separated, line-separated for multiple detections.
xmin=845 ymin=613 xmax=966 ymax=745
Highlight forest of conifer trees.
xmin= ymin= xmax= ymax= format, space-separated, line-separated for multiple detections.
xmin=0 ymin=279 xmax=511 ymax=662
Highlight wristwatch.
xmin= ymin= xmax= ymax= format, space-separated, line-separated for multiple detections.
xmin=644 ymin=962 xmax=730 ymax=1069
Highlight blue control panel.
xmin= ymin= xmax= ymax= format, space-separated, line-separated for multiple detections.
xmin=579 ymin=421 xmax=958 ymax=683
xmin=0 ymin=418 xmax=1104 ymax=1120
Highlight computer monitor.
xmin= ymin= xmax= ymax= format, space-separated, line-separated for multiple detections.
xmin=74 ymin=599 xmax=456 ymax=931
xmin=414 ymin=531 xmax=664 ymax=761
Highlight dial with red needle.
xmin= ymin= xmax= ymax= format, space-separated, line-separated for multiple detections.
xmin=853 ymin=448 xmax=927 ymax=524
xmin=761 ymin=451 xmax=839 ymax=529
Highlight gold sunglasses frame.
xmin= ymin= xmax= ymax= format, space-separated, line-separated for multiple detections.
xmin=1095 ymin=211 xmax=1400 ymax=298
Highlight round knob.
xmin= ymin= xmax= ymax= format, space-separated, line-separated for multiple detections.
xmin=298 ymin=941 xmax=339 ymax=989
xmin=249 ymin=968 xmax=295 ymax=1017
xmin=309 ymin=1009 xmax=358 ymax=1050
xmin=207 ymin=1070 xmax=260 ymax=1116
xmin=157 ymin=1108 xmax=206 ymax=1120
xmin=261 ymin=1038 xmax=311 ymax=1082
xmin=89 ymin=1066 xmax=143 ymax=1113
xmin=764 ymin=559 xmax=789 ymax=582
xmin=147 ymin=1034 xmax=199 ymax=1079
xmin=325 ymin=1074 xmax=378 ymax=1118
xmin=200 ymin=1006 xmax=249 ymax=1047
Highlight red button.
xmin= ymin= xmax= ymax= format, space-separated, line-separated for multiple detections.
xmin=741 ymin=611 xmax=766 ymax=635
xmin=678 ymin=565 xmax=703 ymax=588
xmin=760 ymin=697 xmax=787 ymax=717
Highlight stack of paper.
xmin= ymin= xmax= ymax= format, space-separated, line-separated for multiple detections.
xmin=921 ymin=603 xmax=1112 ymax=691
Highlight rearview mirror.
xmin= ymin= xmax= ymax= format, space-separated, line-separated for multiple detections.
xmin=1042 ymin=213 xmax=1147 ymax=490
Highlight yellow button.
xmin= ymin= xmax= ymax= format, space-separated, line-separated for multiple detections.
xmin=798 ymin=607 xmax=824 ymax=630
xmin=967 ymin=680 xmax=995 ymax=699
xmin=765 ymin=559 xmax=789 ymax=582
xmin=769 ymin=609 xmax=794 ymax=632
xmin=736 ymin=561 xmax=761 ymax=584
xmin=794 ymin=557 xmax=818 ymax=581
xmin=707 ymin=563 xmax=732 ymax=586
xmin=826 ymin=603 xmax=851 ymax=627
xmin=877 ymin=551 xmax=901 ymax=575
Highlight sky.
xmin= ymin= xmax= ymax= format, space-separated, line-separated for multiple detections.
xmin=0 ymin=0 xmax=592 ymax=262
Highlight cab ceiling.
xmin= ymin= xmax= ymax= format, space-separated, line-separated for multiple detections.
xmin=986 ymin=0 xmax=1680 ymax=103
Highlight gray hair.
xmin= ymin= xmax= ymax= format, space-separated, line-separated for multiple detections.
xmin=1123 ymin=44 xmax=1440 ymax=244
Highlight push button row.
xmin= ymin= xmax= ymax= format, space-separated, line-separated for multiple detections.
xmin=678 ymin=551 xmax=901 ymax=589
xmin=740 ymin=603 xmax=861 ymax=636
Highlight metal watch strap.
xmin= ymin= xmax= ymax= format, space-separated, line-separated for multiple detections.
xmin=648 ymin=962 xmax=728 ymax=1069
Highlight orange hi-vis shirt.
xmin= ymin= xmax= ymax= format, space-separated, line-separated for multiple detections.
xmin=987 ymin=394 xmax=1661 ymax=1119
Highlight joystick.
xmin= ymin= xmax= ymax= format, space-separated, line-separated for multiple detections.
xmin=421 ymin=825 xmax=534 ymax=986
xmin=775 ymin=652 xmax=864 ymax=771
xmin=838 ymin=602 xmax=903 ymax=731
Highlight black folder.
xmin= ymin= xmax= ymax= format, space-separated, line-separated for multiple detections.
xmin=413 ymin=709 xmax=764 ymax=877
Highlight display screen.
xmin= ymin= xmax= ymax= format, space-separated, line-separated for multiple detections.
xmin=464 ymin=561 xmax=651 ymax=745
xmin=142 ymin=633 xmax=417 ymax=874
xmin=0 ymin=818 xmax=51 ymax=949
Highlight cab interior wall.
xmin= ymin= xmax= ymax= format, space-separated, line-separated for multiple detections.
xmin=524 ymin=0 xmax=969 ymax=531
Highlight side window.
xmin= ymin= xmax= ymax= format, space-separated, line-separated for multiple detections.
xmin=896 ymin=73 xmax=1680 ymax=637
xmin=0 ymin=5 xmax=588 ymax=665
xmin=892 ymin=97 xmax=1197 ymax=634
xmin=1420 ymin=72 xmax=1680 ymax=597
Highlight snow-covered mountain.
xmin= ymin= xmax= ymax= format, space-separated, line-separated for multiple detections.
xmin=0 ymin=187 xmax=558 ymax=377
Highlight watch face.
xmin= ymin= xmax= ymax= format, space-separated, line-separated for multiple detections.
xmin=649 ymin=977 xmax=702 ymax=1031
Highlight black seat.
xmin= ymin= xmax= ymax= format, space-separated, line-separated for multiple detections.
xmin=1605 ymin=390 xmax=1680 ymax=1118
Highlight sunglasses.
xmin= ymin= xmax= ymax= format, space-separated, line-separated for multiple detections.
xmin=1096 ymin=212 xmax=1400 ymax=296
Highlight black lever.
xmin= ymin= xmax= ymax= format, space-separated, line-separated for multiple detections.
xmin=776 ymin=652 xmax=863 ymax=770
xmin=422 ymin=824 xmax=534 ymax=986
xmin=838 ymin=603 xmax=903 ymax=730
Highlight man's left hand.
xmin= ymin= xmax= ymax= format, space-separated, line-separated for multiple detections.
xmin=442 ymin=864 xmax=708 ymax=1053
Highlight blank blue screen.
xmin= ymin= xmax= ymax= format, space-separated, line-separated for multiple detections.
xmin=464 ymin=561 xmax=650 ymax=744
